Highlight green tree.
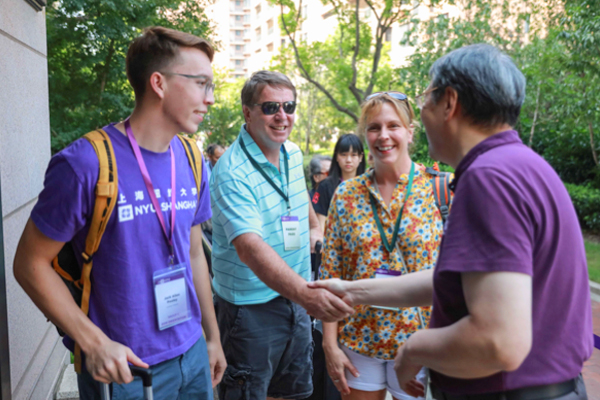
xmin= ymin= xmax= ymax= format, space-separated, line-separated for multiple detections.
xmin=47 ymin=0 xmax=214 ymax=153
xmin=200 ymin=70 xmax=246 ymax=146
xmin=270 ymin=0 xmax=404 ymax=127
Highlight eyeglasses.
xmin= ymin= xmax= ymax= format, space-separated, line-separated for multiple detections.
xmin=365 ymin=91 xmax=409 ymax=102
xmin=253 ymin=101 xmax=297 ymax=115
xmin=160 ymin=72 xmax=216 ymax=95
xmin=415 ymin=87 xmax=439 ymax=110
xmin=316 ymin=171 xmax=329 ymax=177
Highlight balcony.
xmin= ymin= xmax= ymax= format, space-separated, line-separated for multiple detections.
xmin=230 ymin=5 xmax=244 ymax=13
xmin=230 ymin=36 xmax=245 ymax=44
xmin=230 ymin=20 xmax=244 ymax=27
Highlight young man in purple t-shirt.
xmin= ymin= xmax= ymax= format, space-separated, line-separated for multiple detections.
xmin=310 ymin=44 xmax=593 ymax=400
xmin=13 ymin=27 xmax=226 ymax=399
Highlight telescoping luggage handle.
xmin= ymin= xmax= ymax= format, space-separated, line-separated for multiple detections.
xmin=100 ymin=366 xmax=153 ymax=400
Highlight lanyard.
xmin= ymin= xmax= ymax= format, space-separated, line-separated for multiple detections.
xmin=369 ymin=162 xmax=415 ymax=253
xmin=239 ymin=135 xmax=291 ymax=213
xmin=125 ymin=119 xmax=177 ymax=264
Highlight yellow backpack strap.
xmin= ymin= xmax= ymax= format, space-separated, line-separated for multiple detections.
xmin=177 ymin=134 xmax=203 ymax=201
xmin=74 ymin=129 xmax=118 ymax=373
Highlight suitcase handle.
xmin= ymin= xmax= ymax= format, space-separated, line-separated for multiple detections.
xmin=100 ymin=366 xmax=153 ymax=400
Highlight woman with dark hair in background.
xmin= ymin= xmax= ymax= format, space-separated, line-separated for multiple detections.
xmin=312 ymin=133 xmax=366 ymax=233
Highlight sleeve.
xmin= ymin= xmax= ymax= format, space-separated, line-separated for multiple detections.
xmin=319 ymin=189 xmax=345 ymax=280
xmin=313 ymin=179 xmax=333 ymax=216
xmin=439 ymin=168 xmax=534 ymax=275
xmin=192 ymin=153 xmax=212 ymax=226
xmin=210 ymin=169 xmax=263 ymax=244
xmin=30 ymin=141 xmax=96 ymax=243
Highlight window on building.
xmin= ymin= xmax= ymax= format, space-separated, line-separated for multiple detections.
xmin=236 ymin=60 xmax=243 ymax=66
xmin=385 ymin=27 xmax=392 ymax=42
xmin=236 ymin=29 xmax=242 ymax=36
xmin=256 ymin=48 xmax=262 ymax=53
xmin=256 ymin=4 xmax=261 ymax=16
xmin=281 ymin=38 xmax=286 ymax=46
xmin=364 ymin=8 xmax=371 ymax=18
xmin=256 ymin=27 xmax=261 ymax=40
xmin=302 ymin=5 xmax=308 ymax=18
xmin=236 ymin=15 xmax=242 ymax=20
xmin=235 ymin=0 xmax=241 ymax=5
xmin=267 ymin=43 xmax=274 ymax=52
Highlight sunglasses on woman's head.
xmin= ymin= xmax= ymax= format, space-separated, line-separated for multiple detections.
xmin=253 ymin=101 xmax=297 ymax=115
xmin=365 ymin=91 xmax=408 ymax=102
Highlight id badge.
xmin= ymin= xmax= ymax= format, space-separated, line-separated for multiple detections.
xmin=281 ymin=216 xmax=301 ymax=251
xmin=372 ymin=268 xmax=402 ymax=311
xmin=153 ymin=264 xmax=191 ymax=331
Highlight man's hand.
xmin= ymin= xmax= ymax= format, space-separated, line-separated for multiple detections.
xmin=300 ymin=286 xmax=354 ymax=322
xmin=310 ymin=225 xmax=323 ymax=253
xmin=85 ymin=337 xmax=149 ymax=384
xmin=307 ymin=279 xmax=356 ymax=307
xmin=394 ymin=342 xmax=425 ymax=398
xmin=206 ymin=337 xmax=227 ymax=387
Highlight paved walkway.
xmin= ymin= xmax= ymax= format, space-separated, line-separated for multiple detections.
xmin=584 ymin=300 xmax=600 ymax=400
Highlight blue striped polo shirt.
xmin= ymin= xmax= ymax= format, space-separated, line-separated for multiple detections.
xmin=209 ymin=126 xmax=311 ymax=305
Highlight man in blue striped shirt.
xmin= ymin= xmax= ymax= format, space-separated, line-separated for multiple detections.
xmin=210 ymin=71 xmax=354 ymax=400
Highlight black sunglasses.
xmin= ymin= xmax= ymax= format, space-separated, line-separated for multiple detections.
xmin=253 ymin=101 xmax=297 ymax=115
xmin=365 ymin=91 xmax=408 ymax=102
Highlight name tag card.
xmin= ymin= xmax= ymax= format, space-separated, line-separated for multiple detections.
xmin=153 ymin=264 xmax=191 ymax=331
xmin=371 ymin=268 xmax=402 ymax=311
xmin=282 ymin=216 xmax=301 ymax=251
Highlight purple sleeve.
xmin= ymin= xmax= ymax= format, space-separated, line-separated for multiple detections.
xmin=30 ymin=139 xmax=97 ymax=243
xmin=439 ymin=168 xmax=534 ymax=275
xmin=192 ymin=153 xmax=212 ymax=226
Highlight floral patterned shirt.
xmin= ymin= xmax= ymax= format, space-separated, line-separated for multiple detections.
xmin=320 ymin=164 xmax=449 ymax=360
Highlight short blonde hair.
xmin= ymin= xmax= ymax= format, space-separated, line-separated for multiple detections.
xmin=357 ymin=94 xmax=417 ymax=139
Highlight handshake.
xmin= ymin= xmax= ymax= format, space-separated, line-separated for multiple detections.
xmin=301 ymin=278 xmax=357 ymax=323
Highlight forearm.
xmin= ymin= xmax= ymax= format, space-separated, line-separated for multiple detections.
xmin=402 ymin=316 xmax=519 ymax=379
xmin=308 ymin=202 xmax=320 ymax=231
xmin=191 ymin=256 xmax=220 ymax=342
xmin=348 ymin=270 xmax=433 ymax=308
xmin=317 ymin=214 xmax=327 ymax=237
xmin=322 ymin=321 xmax=340 ymax=350
xmin=236 ymin=234 xmax=309 ymax=304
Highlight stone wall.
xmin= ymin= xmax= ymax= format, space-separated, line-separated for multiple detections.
xmin=0 ymin=1 xmax=69 ymax=399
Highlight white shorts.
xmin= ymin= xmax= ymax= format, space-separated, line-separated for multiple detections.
xmin=341 ymin=345 xmax=427 ymax=400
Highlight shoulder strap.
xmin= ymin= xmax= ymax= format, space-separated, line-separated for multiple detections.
xmin=425 ymin=166 xmax=452 ymax=224
xmin=177 ymin=134 xmax=203 ymax=201
xmin=74 ymin=129 xmax=118 ymax=373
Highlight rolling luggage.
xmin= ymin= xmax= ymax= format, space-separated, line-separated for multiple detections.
xmin=100 ymin=366 xmax=153 ymax=400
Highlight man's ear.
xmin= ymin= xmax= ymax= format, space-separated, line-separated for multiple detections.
xmin=443 ymin=87 xmax=460 ymax=122
xmin=242 ymin=105 xmax=252 ymax=123
xmin=149 ymin=71 xmax=167 ymax=100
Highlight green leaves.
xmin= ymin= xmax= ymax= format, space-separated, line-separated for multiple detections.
xmin=47 ymin=0 xmax=214 ymax=153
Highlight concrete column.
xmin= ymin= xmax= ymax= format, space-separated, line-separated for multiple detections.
xmin=0 ymin=1 xmax=69 ymax=399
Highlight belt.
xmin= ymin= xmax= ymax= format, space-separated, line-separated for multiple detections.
xmin=431 ymin=378 xmax=576 ymax=400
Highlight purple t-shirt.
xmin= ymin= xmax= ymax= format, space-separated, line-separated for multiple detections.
xmin=430 ymin=130 xmax=593 ymax=394
xmin=31 ymin=123 xmax=211 ymax=366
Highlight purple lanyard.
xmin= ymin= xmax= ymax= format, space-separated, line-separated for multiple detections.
xmin=125 ymin=119 xmax=176 ymax=264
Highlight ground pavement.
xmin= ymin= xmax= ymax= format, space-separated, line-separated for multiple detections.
xmin=584 ymin=301 xmax=600 ymax=400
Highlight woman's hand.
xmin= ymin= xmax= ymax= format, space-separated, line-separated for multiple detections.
xmin=323 ymin=344 xmax=360 ymax=395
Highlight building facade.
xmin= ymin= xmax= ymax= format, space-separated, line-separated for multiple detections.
xmin=0 ymin=1 xmax=68 ymax=399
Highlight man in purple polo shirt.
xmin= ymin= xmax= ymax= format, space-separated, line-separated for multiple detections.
xmin=13 ymin=27 xmax=225 ymax=399
xmin=310 ymin=43 xmax=592 ymax=400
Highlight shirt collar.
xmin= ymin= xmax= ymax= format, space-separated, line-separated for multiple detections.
xmin=239 ymin=124 xmax=289 ymax=167
xmin=451 ymin=130 xmax=521 ymax=189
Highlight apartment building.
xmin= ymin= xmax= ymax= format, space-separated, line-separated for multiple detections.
xmin=207 ymin=0 xmax=462 ymax=79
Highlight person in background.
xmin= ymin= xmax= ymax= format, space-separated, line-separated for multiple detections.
xmin=206 ymin=143 xmax=225 ymax=172
xmin=311 ymin=44 xmax=592 ymax=400
xmin=318 ymin=92 xmax=448 ymax=400
xmin=312 ymin=133 xmax=366 ymax=233
xmin=308 ymin=155 xmax=332 ymax=199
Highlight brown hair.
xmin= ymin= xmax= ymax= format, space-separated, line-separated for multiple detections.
xmin=241 ymin=70 xmax=296 ymax=107
xmin=357 ymin=94 xmax=418 ymax=139
xmin=126 ymin=26 xmax=215 ymax=99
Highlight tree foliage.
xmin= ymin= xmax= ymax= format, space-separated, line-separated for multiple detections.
xmin=47 ymin=0 xmax=214 ymax=153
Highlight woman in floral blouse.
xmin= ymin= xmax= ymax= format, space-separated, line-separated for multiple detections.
xmin=320 ymin=92 xmax=448 ymax=400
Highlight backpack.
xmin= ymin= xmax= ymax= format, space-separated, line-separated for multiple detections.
xmin=51 ymin=129 xmax=204 ymax=373
xmin=425 ymin=163 xmax=453 ymax=224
